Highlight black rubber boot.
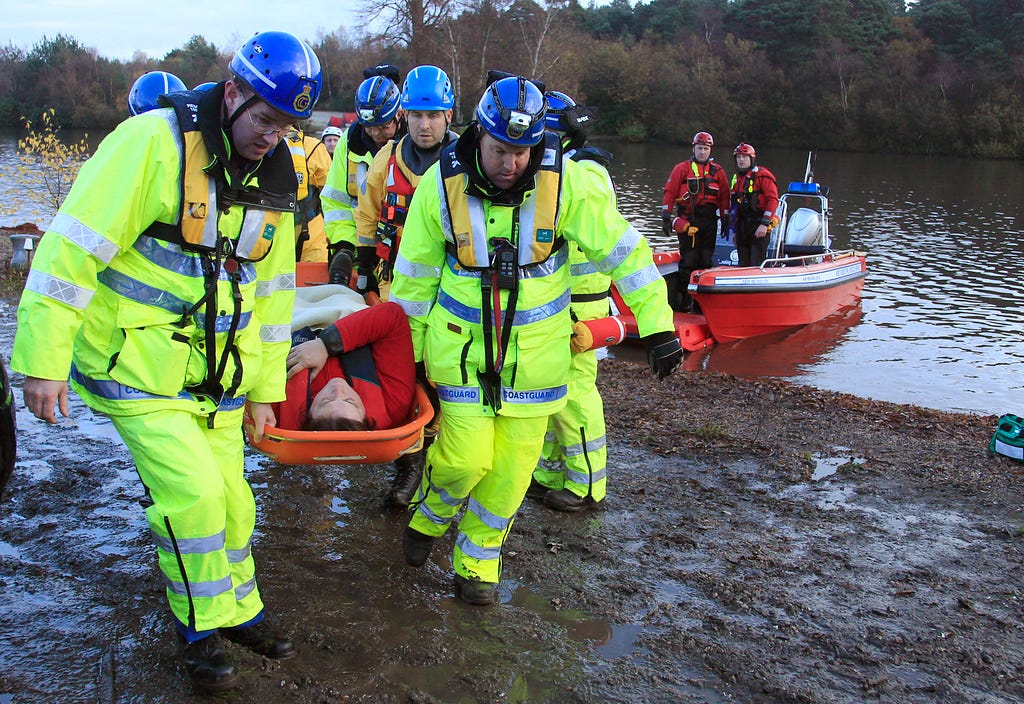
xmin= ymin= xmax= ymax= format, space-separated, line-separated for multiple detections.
xmin=180 ymin=634 xmax=239 ymax=693
xmin=454 ymin=574 xmax=498 ymax=606
xmin=543 ymin=488 xmax=601 ymax=513
xmin=402 ymin=526 xmax=436 ymax=567
xmin=387 ymin=452 xmax=424 ymax=508
xmin=220 ymin=620 xmax=295 ymax=659
xmin=328 ymin=248 xmax=353 ymax=286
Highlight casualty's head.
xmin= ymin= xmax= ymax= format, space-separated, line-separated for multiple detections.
xmin=400 ymin=65 xmax=454 ymax=150
xmin=128 ymin=71 xmax=186 ymax=116
xmin=691 ymin=131 xmax=714 ymax=164
xmin=733 ymin=142 xmax=756 ymax=172
xmin=355 ymin=71 xmax=402 ymax=148
xmin=222 ymin=30 xmax=322 ymax=162
xmin=303 ymin=377 xmax=370 ymax=432
xmin=321 ymin=125 xmax=343 ymax=155
xmin=474 ymin=75 xmax=547 ymax=191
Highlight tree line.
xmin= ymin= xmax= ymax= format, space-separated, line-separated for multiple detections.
xmin=0 ymin=0 xmax=1021 ymax=157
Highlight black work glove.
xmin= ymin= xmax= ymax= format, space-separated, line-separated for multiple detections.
xmin=356 ymin=246 xmax=380 ymax=295
xmin=327 ymin=242 xmax=354 ymax=287
xmin=661 ymin=211 xmax=672 ymax=237
xmin=644 ymin=330 xmax=682 ymax=380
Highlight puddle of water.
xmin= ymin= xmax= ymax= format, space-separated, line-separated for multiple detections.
xmin=811 ymin=449 xmax=867 ymax=481
xmin=0 ymin=539 xmax=18 ymax=558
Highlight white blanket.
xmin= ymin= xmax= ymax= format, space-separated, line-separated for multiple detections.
xmin=291 ymin=284 xmax=368 ymax=332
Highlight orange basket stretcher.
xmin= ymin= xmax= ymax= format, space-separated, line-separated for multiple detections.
xmin=245 ymin=261 xmax=435 ymax=465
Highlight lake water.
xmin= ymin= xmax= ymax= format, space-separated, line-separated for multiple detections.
xmin=0 ymin=134 xmax=1021 ymax=416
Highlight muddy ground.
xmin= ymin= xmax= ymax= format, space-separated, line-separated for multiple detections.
xmin=2 ymin=290 xmax=1024 ymax=703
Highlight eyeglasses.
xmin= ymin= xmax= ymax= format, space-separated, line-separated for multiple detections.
xmin=246 ymin=107 xmax=294 ymax=136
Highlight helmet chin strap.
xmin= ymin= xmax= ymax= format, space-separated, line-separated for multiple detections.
xmin=224 ymin=91 xmax=260 ymax=131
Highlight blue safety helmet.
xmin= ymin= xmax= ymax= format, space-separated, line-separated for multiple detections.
xmin=476 ymin=76 xmax=546 ymax=147
xmin=544 ymin=90 xmax=576 ymax=133
xmin=401 ymin=65 xmax=454 ymax=112
xmin=193 ymin=81 xmax=218 ymax=92
xmin=355 ymin=75 xmax=401 ymax=126
xmin=128 ymin=71 xmax=186 ymax=116
xmin=228 ymin=31 xmax=322 ymax=119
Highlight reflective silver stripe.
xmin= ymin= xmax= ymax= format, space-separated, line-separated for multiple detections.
xmin=455 ymin=531 xmax=501 ymax=560
xmin=226 ymin=543 xmax=252 ymax=563
xmin=198 ymin=177 xmax=219 ymax=248
xmin=614 ymin=263 xmax=662 ymax=296
xmin=563 ymin=434 xmax=606 ymax=458
xmin=518 ymin=196 xmax=538 ymax=263
xmin=519 ymin=247 xmax=567 ymax=280
xmin=164 ymin=573 xmax=234 ymax=598
xmin=394 ymin=252 xmax=441 ymax=280
xmin=465 ymin=197 xmax=490 ymax=267
xmin=234 ymin=577 xmax=257 ymax=601
xmin=435 ymin=168 xmax=453 ymax=236
xmin=236 ymin=54 xmax=278 ymax=90
xmin=151 ymin=529 xmax=225 ymax=556
xmin=261 ymin=323 xmax=291 ymax=343
xmin=467 ymin=497 xmax=511 ymax=531
xmin=571 ymin=260 xmax=601 ymax=277
xmin=357 ymin=162 xmax=371 ymax=194
xmin=393 ymin=295 xmax=433 ymax=319
xmin=50 ymin=213 xmax=120 ymax=263
xmin=438 ymin=288 xmax=569 ymax=326
xmin=538 ymin=457 xmax=563 ymax=472
xmin=595 ymin=227 xmax=643 ymax=273
xmin=567 ymin=466 xmax=607 ymax=485
xmin=24 ymin=270 xmax=94 ymax=310
xmin=256 ymin=272 xmax=295 ymax=298
xmin=323 ymin=208 xmax=354 ymax=223
xmin=235 ymin=209 xmax=268 ymax=260
xmin=321 ymin=184 xmax=352 ymax=204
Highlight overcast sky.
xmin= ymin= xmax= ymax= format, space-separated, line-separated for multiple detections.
xmin=1 ymin=1 xmax=362 ymax=61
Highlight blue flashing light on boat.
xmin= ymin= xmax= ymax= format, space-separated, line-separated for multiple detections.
xmin=787 ymin=181 xmax=821 ymax=194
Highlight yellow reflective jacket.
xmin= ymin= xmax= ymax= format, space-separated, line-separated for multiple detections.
xmin=287 ymin=130 xmax=331 ymax=262
xmin=321 ymin=124 xmax=376 ymax=249
xmin=11 ymin=87 xmax=296 ymax=421
xmin=390 ymin=133 xmax=673 ymax=419
xmin=565 ymin=152 xmax=614 ymax=323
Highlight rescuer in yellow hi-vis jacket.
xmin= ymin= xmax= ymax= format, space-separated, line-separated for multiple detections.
xmin=391 ymin=76 xmax=683 ymax=606
xmin=529 ymin=89 xmax=618 ymax=512
xmin=320 ymin=65 xmax=404 ymax=266
xmin=10 ymin=31 xmax=321 ymax=694
xmin=286 ymin=127 xmax=332 ymax=262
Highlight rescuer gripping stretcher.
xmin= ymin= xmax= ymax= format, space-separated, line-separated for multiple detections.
xmin=529 ymin=89 xmax=615 ymax=513
xmin=390 ymin=75 xmax=682 ymax=606
xmin=11 ymin=30 xmax=322 ymax=694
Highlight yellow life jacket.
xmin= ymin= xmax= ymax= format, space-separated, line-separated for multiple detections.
xmin=143 ymin=91 xmax=295 ymax=262
xmin=287 ymin=131 xmax=310 ymax=202
xmin=438 ymin=139 xmax=563 ymax=270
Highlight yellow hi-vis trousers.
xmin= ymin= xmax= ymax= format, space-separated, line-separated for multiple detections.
xmin=533 ymin=349 xmax=607 ymax=502
xmin=110 ymin=408 xmax=263 ymax=632
xmin=409 ymin=413 xmax=547 ymax=583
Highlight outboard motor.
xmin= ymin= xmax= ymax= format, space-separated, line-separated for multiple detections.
xmin=785 ymin=207 xmax=824 ymax=247
xmin=0 ymin=358 xmax=16 ymax=501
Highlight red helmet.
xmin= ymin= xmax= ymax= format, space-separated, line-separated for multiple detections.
xmin=733 ymin=142 xmax=756 ymax=158
xmin=692 ymin=131 xmax=713 ymax=147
